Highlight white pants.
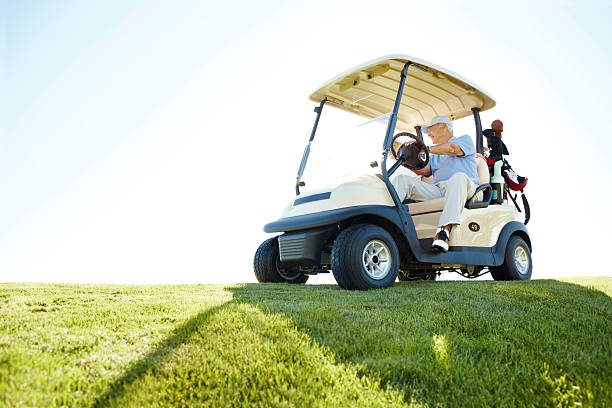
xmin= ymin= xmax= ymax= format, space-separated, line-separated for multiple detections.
xmin=392 ymin=172 xmax=478 ymax=227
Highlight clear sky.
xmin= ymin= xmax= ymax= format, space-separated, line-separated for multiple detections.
xmin=1 ymin=0 xmax=611 ymax=284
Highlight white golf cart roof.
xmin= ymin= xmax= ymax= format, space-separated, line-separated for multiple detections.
xmin=309 ymin=54 xmax=496 ymax=132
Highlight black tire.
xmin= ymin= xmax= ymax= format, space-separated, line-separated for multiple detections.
xmin=489 ymin=265 xmax=506 ymax=281
xmin=331 ymin=224 xmax=399 ymax=290
xmin=398 ymin=269 xmax=437 ymax=281
xmin=253 ymin=237 xmax=309 ymax=284
xmin=490 ymin=235 xmax=532 ymax=281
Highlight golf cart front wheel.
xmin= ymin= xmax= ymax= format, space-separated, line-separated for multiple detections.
xmin=331 ymin=224 xmax=399 ymax=290
xmin=490 ymin=235 xmax=532 ymax=281
xmin=253 ymin=237 xmax=309 ymax=284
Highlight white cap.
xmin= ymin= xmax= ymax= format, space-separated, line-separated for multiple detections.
xmin=422 ymin=115 xmax=452 ymax=134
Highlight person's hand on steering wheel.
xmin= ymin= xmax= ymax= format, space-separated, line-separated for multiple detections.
xmin=391 ymin=132 xmax=429 ymax=170
xmin=393 ymin=139 xmax=414 ymax=154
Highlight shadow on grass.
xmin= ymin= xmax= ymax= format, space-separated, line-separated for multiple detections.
xmin=227 ymin=279 xmax=611 ymax=407
xmin=90 ymin=279 xmax=611 ymax=407
xmin=90 ymin=303 xmax=228 ymax=408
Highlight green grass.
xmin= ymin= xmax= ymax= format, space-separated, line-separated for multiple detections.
xmin=0 ymin=278 xmax=610 ymax=407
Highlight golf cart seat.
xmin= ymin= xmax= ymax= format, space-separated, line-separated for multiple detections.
xmin=407 ymin=156 xmax=490 ymax=215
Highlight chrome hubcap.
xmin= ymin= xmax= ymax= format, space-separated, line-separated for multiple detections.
xmin=362 ymin=240 xmax=391 ymax=280
xmin=514 ymin=245 xmax=529 ymax=274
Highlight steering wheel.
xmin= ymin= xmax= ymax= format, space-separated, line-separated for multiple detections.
xmin=391 ymin=132 xmax=430 ymax=170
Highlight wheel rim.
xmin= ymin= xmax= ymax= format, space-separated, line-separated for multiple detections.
xmin=514 ymin=245 xmax=530 ymax=275
xmin=362 ymin=240 xmax=391 ymax=280
xmin=275 ymin=257 xmax=302 ymax=280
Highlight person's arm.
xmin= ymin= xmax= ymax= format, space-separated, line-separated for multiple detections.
xmin=412 ymin=165 xmax=431 ymax=176
xmin=429 ymin=142 xmax=464 ymax=156
xmin=420 ymin=174 xmax=433 ymax=183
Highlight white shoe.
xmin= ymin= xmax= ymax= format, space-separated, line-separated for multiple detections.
xmin=432 ymin=229 xmax=449 ymax=253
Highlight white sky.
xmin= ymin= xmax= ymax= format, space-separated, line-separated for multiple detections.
xmin=1 ymin=0 xmax=611 ymax=284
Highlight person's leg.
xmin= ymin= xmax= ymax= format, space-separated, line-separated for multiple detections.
xmin=391 ymin=175 xmax=441 ymax=202
xmin=432 ymin=173 xmax=477 ymax=252
xmin=437 ymin=173 xmax=477 ymax=228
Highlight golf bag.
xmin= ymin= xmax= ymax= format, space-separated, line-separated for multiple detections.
xmin=483 ymin=129 xmax=530 ymax=225
xmin=502 ymin=160 xmax=530 ymax=225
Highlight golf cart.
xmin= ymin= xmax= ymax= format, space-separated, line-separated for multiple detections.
xmin=254 ymin=55 xmax=532 ymax=290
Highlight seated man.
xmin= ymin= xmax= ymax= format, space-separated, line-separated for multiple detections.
xmin=391 ymin=115 xmax=479 ymax=253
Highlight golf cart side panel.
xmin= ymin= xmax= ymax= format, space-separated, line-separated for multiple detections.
xmin=411 ymin=212 xmax=443 ymax=239
xmin=264 ymin=205 xmax=403 ymax=234
xmin=309 ymin=55 xmax=496 ymax=132
xmin=400 ymin=214 xmax=529 ymax=266
xmin=454 ymin=206 xmax=523 ymax=247
xmin=280 ymin=174 xmax=393 ymax=219
xmin=411 ymin=204 xmax=522 ymax=247
xmin=397 ymin=205 xmax=496 ymax=266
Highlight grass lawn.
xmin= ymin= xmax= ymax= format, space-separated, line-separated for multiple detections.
xmin=0 ymin=277 xmax=610 ymax=407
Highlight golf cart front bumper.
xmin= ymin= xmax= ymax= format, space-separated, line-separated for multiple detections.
xmin=277 ymin=227 xmax=336 ymax=265
xmin=264 ymin=205 xmax=402 ymax=233
xmin=265 ymin=205 xmax=403 ymax=266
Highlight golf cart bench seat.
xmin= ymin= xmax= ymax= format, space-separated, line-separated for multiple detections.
xmin=408 ymin=197 xmax=445 ymax=215
xmin=407 ymin=156 xmax=490 ymax=215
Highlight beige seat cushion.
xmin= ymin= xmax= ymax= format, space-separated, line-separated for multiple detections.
xmin=476 ymin=156 xmax=489 ymax=185
xmin=407 ymin=157 xmax=489 ymax=215
xmin=408 ymin=197 xmax=445 ymax=214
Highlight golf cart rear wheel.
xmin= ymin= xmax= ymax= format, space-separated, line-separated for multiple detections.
xmin=331 ymin=224 xmax=399 ymax=290
xmin=490 ymin=235 xmax=532 ymax=281
xmin=253 ymin=237 xmax=309 ymax=284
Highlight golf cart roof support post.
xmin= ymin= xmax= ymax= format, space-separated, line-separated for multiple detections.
xmin=296 ymin=98 xmax=328 ymax=195
xmin=381 ymin=62 xmax=412 ymax=205
xmin=382 ymin=62 xmax=412 ymax=154
xmin=471 ymin=107 xmax=483 ymax=155
xmin=380 ymin=61 xmax=414 ymax=233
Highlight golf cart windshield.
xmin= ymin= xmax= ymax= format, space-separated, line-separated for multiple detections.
xmin=300 ymin=110 xmax=393 ymax=188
